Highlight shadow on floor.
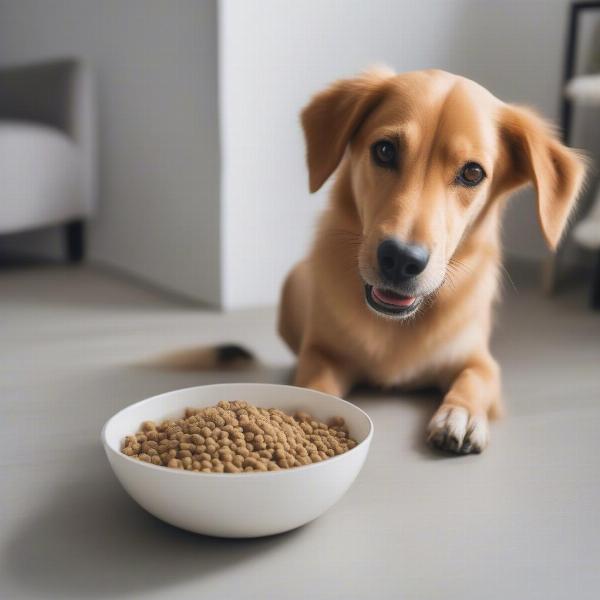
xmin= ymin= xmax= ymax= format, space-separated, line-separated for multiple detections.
xmin=5 ymin=475 xmax=304 ymax=599
xmin=348 ymin=383 xmax=457 ymax=462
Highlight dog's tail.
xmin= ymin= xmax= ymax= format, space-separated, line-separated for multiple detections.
xmin=143 ymin=343 xmax=255 ymax=371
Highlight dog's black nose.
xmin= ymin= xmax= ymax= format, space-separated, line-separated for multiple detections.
xmin=377 ymin=238 xmax=430 ymax=284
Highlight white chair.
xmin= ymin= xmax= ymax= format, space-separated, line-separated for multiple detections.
xmin=0 ymin=59 xmax=96 ymax=261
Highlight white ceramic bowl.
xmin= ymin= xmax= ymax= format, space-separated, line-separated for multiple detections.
xmin=102 ymin=383 xmax=373 ymax=538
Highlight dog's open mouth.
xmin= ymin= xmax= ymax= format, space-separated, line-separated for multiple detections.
xmin=365 ymin=284 xmax=422 ymax=317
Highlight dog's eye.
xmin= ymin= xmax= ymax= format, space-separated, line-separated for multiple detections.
xmin=371 ymin=140 xmax=397 ymax=169
xmin=456 ymin=162 xmax=486 ymax=187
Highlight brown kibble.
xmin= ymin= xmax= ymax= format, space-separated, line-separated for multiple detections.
xmin=328 ymin=415 xmax=345 ymax=428
xmin=300 ymin=422 xmax=313 ymax=434
xmin=122 ymin=401 xmax=358 ymax=473
xmin=294 ymin=411 xmax=311 ymax=421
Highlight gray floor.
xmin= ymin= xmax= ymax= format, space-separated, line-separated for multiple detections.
xmin=1 ymin=264 xmax=599 ymax=600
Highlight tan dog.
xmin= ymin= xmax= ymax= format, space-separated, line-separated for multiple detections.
xmin=278 ymin=68 xmax=585 ymax=454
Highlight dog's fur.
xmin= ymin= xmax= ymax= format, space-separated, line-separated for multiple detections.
xmin=278 ymin=68 xmax=585 ymax=454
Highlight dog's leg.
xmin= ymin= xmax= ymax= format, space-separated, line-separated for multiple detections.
xmin=427 ymin=353 xmax=501 ymax=454
xmin=294 ymin=346 xmax=353 ymax=398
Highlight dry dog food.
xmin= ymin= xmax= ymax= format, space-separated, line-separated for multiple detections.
xmin=121 ymin=400 xmax=357 ymax=473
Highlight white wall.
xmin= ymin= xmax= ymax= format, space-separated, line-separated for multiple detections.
xmin=219 ymin=0 xmax=572 ymax=309
xmin=0 ymin=0 xmax=222 ymax=305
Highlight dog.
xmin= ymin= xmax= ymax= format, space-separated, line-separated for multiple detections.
xmin=277 ymin=67 xmax=585 ymax=454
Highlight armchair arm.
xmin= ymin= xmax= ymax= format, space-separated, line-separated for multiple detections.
xmin=0 ymin=58 xmax=97 ymax=215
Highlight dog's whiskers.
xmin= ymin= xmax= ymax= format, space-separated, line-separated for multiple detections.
xmin=497 ymin=262 xmax=518 ymax=293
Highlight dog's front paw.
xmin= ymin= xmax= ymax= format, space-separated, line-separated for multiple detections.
xmin=427 ymin=405 xmax=489 ymax=455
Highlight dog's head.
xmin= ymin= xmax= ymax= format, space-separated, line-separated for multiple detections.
xmin=301 ymin=68 xmax=585 ymax=319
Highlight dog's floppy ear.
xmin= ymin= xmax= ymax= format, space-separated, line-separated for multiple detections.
xmin=301 ymin=68 xmax=393 ymax=193
xmin=499 ymin=105 xmax=586 ymax=250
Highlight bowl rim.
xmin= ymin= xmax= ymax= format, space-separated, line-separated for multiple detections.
xmin=101 ymin=382 xmax=374 ymax=479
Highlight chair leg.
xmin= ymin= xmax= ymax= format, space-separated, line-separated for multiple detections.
xmin=592 ymin=250 xmax=600 ymax=310
xmin=64 ymin=220 xmax=85 ymax=263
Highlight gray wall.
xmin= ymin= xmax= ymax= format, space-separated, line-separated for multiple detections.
xmin=0 ymin=0 xmax=221 ymax=305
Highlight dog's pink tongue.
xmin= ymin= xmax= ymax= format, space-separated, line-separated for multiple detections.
xmin=373 ymin=287 xmax=415 ymax=307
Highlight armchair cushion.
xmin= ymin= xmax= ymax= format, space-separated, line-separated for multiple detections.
xmin=0 ymin=121 xmax=84 ymax=234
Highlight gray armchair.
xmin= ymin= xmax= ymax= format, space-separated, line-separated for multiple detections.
xmin=0 ymin=58 xmax=96 ymax=261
